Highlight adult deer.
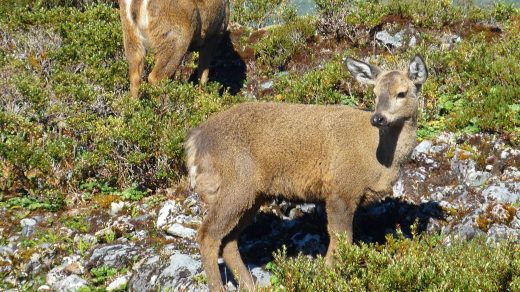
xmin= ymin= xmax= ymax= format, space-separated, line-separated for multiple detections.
xmin=185 ymin=56 xmax=428 ymax=291
xmin=118 ymin=0 xmax=229 ymax=97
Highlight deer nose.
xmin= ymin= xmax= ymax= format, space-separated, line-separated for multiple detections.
xmin=371 ymin=113 xmax=387 ymax=127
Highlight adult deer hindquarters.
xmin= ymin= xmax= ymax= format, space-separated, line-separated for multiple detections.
xmin=185 ymin=56 xmax=428 ymax=291
xmin=118 ymin=0 xmax=229 ymax=97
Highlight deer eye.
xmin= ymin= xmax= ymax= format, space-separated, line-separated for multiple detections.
xmin=397 ymin=91 xmax=407 ymax=98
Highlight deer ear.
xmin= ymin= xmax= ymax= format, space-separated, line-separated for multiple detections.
xmin=345 ymin=57 xmax=381 ymax=85
xmin=408 ymin=55 xmax=428 ymax=84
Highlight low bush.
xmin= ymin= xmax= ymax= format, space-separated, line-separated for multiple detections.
xmin=270 ymin=233 xmax=520 ymax=291
xmin=0 ymin=3 xmax=239 ymax=206
xmin=0 ymin=1 xmax=518 ymax=212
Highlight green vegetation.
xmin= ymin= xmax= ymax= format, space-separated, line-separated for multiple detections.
xmin=0 ymin=0 xmax=519 ymax=213
xmin=269 ymin=233 xmax=520 ymax=291
xmin=253 ymin=16 xmax=316 ymax=69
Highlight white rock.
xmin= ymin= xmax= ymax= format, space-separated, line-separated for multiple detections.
xmin=375 ymin=30 xmax=403 ymax=47
xmin=392 ymin=176 xmax=405 ymax=197
xmin=414 ymin=140 xmax=433 ymax=155
xmin=110 ymin=201 xmax=126 ymax=216
xmin=250 ymin=267 xmax=271 ymax=288
xmin=21 ymin=218 xmax=37 ymax=237
xmin=466 ymin=170 xmax=492 ymax=187
xmin=165 ymin=223 xmax=197 ymax=239
xmin=156 ymin=200 xmax=182 ymax=229
xmin=298 ymin=204 xmax=316 ymax=213
xmin=487 ymin=225 xmax=519 ymax=243
xmin=482 ymin=183 xmax=519 ymax=204
xmin=37 ymin=285 xmax=51 ymax=291
xmin=106 ymin=276 xmax=128 ymax=291
xmin=52 ymin=275 xmax=87 ymax=292
xmin=436 ymin=132 xmax=455 ymax=144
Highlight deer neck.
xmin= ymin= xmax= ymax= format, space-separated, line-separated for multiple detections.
xmin=375 ymin=116 xmax=417 ymax=168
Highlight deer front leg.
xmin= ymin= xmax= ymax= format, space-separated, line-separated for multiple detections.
xmin=324 ymin=196 xmax=356 ymax=266
xmin=197 ymin=36 xmax=221 ymax=85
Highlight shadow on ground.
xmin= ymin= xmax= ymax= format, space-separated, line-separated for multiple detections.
xmin=232 ymin=198 xmax=445 ymax=267
xmin=189 ymin=31 xmax=247 ymax=95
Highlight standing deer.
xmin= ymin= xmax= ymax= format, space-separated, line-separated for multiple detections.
xmin=185 ymin=56 xmax=428 ymax=291
xmin=118 ymin=0 xmax=229 ymax=97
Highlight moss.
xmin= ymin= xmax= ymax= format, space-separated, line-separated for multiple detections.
xmin=92 ymin=194 xmax=120 ymax=209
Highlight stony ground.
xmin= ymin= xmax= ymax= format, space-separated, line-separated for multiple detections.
xmin=1 ymin=131 xmax=518 ymax=291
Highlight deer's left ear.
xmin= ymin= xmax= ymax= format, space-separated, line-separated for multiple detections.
xmin=408 ymin=55 xmax=428 ymax=85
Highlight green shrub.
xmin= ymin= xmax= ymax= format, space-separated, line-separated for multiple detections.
xmin=253 ymin=16 xmax=316 ymax=70
xmin=0 ymin=3 xmax=240 ymax=210
xmin=1 ymin=0 xmax=519 ymax=212
xmin=268 ymin=56 xmax=367 ymax=106
xmin=271 ymin=234 xmax=520 ymax=291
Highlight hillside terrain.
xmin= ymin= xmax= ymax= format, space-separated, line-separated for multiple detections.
xmin=0 ymin=0 xmax=519 ymax=291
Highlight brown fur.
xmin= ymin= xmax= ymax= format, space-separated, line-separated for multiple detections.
xmin=118 ymin=0 xmax=229 ymax=97
xmin=185 ymin=56 xmax=428 ymax=291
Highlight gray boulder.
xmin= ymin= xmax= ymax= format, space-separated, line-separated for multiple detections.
xmin=128 ymin=251 xmax=207 ymax=292
xmin=88 ymin=244 xmax=142 ymax=269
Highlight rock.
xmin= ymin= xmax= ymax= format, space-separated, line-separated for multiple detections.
xmin=52 ymin=275 xmax=88 ymax=292
xmin=37 ymin=285 xmax=51 ymax=291
xmin=298 ymin=204 xmax=316 ymax=214
xmin=47 ymin=255 xmax=85 ymax=287
xmin=413 ymin=140 xmax=433 ymax=156
xmin=112 ymin=215 xmax=135 ymax=235
xmin=0 ymin=247 xmax=13 ymax=275
xmin=451 ymin=217 xmax=484 ymax=240
xmin=165 ymin=223 xmax=197 ymax=239
xmin=156 ymin=200 xmax=182 ymax=230
xmin=440 ymin=33 xmax=461 ymax=50
xmin=260 ymin=80 xmax=273 ymax=91
xmin=465 ymin=170 xmax=492 ymax=187
xmin=46 ymin=266 xmax=67 ymax=287
xmin=487 ymin=225 xmax=519 ymax=243
xmin=110 ymin=201 xmax=126 ymax=216
xmin=128 ymin=251 xmax=206 ymax=292
xmin=482 ymin=183 xmax=519 ymax=204
xmin=157 ymin=201 xmax=200 ymax=239
xmin=392 ymin=176 xmax=405 ymax=197
xmin=408 ymin=35 xmax=417 ymax=47
xmin=375 ymin=30 xmax=403 ymax=48
xmin=132 ymin=230 xmax=149 ymax=241
xmin=250 ymin=267 xmax=271 ymax=287
xmin=73 ymin=234 xmax=98 ymax=246
xmin=288 ymin=207 xmax=303 ymax=219
xmin=291 ymin=233 xmax=326 ymax=255
xmin=88 ymin=244 xmax=142 ymax=269
xmin=21 ymin=218 xmax=37 ymax=237
xmin=106 ymin=275 xmax=128 ymax=291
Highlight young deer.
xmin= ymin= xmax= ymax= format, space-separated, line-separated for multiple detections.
xmin=185 ymin=56 xmax=428 ymax=291
xmin=118 ymin=0 xmax=229 ymax=97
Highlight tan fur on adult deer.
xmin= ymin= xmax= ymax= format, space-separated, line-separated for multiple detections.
xmin=185 ymin=56 xmax=428 ymax=291
xmin=118 ymin=0 xmax=229 ymax=97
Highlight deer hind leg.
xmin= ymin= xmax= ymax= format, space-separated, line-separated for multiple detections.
xmin=221 ymin=200 xmax=263 ymax=291
xmin=121 ymin=23 xmax=145 ymax=97
xmin=148 ymin=30 xmax=191 ymax=85
xmin=198 ymin=184 xmax=257 ymax=291
xmin=324 ymin=196 xmax=356 ymax=266
xmin=197 ymin=36 xmax=221 ymax=85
